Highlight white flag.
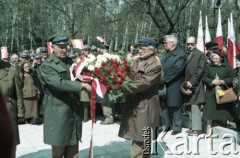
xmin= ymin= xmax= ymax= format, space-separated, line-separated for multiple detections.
xmin=196 ymin=11 xmax=204 ymax=52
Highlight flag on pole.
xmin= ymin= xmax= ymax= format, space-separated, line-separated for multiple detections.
xmin=215 ymin=8 xmax=223 ymax=53
xmin=71 ymin=39 xmax=84 ymax=49
xmin=227 ymin=13 xmax=240 ymax=69
xmin=1 ymin=46 xmax=8 ymax=59
xmin=47 ymin=42 xmax=53 ymax=54
xmin=96 ymin=36 xmax=105 ymax=43
xmin=205 ymin=16 xmax=211 ymax=53
xmin=196 ymin=11 xmax=205 ymax=52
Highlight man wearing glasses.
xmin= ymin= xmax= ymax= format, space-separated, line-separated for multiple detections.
xmin=119 ymin=37 xmax=162 ymax=158
xmin=182 ymin=36 xmax=206 ymax=136
xmin=161 ymin=35 xmax=186 ymax=135
xmin=40 ymin=35 xmax=91 ymax=158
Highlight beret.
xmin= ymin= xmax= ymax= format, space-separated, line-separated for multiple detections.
xmin=205 ymin=41 xmax=218 ymax=50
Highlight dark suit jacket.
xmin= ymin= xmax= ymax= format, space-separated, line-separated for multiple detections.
xmin=161 ymin=47 xmax=186 ymax=107
xmin=183 ymin=48 xmax=206 ymax=106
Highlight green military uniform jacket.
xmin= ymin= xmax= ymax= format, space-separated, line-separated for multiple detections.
xmin=0 ymin=60 xmax=24 ymax=145
xmin=40 ymin=53 xmax=83 ymax=146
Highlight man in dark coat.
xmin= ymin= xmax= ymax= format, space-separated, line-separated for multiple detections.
xmin=0 ymin=91 xmax=14 ymax=158
xmin=0 ymin=55 xmax=25 ymax=158
xmin=183 ymin=36 xmax=206 ymax=136
xmin=161 ymin=35 xmax=187 ymax=135
xmin=119 ymin=37 xmax=162 ymax=158
xmin=40 ymin=35 xmax=91 ymax=158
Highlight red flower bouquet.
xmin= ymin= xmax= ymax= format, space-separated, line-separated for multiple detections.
xmin=72 ymin=53 xmax=133 ymax=101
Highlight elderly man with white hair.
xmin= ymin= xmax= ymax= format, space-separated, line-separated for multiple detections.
xmin=161 ymin=34 xmax=187 ymax=135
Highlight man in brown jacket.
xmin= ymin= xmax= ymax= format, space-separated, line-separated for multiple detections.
xmin=119 ymin=37 xmax=162 ymax=158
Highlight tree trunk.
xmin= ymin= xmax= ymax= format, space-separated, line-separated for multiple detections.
xmin=11 ymin=9 xmax=16 ymax=52
xmin=134 ymin=22 xmax=140 ymax=43
xmin=121 ymin=20 xmax=129 ymax=51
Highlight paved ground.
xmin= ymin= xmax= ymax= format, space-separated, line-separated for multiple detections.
xmin=16 ymin=118 xmax=240 ymax=158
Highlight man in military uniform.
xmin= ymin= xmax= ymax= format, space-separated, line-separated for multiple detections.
xmin=40 ymin=47 xmax=48 ymax=61
xmin=0 ymin=52 xmax=25 ymax=158
xmin=19 ymin=50 xmax=30 ymax=63
xmin=40 ymin=35 xmax=91 ymax=158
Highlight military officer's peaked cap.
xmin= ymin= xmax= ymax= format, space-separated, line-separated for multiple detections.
xmin=34 ymin=53 xmax=42 ymax=59
xmin=100 ymin=45 xmax=109 ymax=51
xmin=82 ymin=44 xmax=91 ymax=50
xmin=52 ymin=36 xmax=69 ymax=45
xmin=20 ymin=50 xmax=30 ymax=58
xmin=40 ymin=47 xmax=47 ymax=52
xmin=90 ymin=45 xmax=97 ymax=51
xmin=68 ymin=53 xmax=76 ymax=59
xmin=137 ymin=37 xmax=158 ymax=48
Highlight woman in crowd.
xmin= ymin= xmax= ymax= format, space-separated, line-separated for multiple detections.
xmin=202 ymin=50 xmax=240 ymax=136
xmin=20 ymin=62 xmax=41 ymax=124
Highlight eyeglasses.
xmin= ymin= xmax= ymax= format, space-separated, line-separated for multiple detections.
xmin=164 ymin=41 xmax=172 ymax=44
xmin=187 ymin=43 xmax=195 ymax=46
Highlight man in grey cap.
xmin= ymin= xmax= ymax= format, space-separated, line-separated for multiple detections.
xmin=40 ymin=35 xmax=91 ymax=158
xmin=19 ymin=50 xmax=30 ymax=63
xmin=39 ymin=47 xmax=48 ymax=61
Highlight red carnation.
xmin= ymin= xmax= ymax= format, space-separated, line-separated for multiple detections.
xmin=107 ymin=67 xmax=112 ymax=72
xmin=116 ymin=83 xmax=121 ymax=89
xmin=106 ymin=84 xmax=112 ymax=90
xmin=124 ymin=63 xmax=129 ymax=68
xmin=111 ymin=74 xmax=117 ymax=80
xmin=94 ymin=68 xmax=101 ymax=75
xmin=123 ymin=59 xmax=127 ymax=63
xmin=115 ymin=61 xmax=120 ymax=66
xmin=115 ymin=68 xmax=121 ymax=74
xmin=101 ymin=62 xmax=107 ymax=67
xmin=112 ymin=63 xmax=117 ymax=68
xmin=116 ymin=77 xmax=123 ymax=83
xmin=100 ymin=75 xmax=106 ymax=83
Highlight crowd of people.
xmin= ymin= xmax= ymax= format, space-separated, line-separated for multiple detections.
xmin=1 ymin=34 xmax=240 ymax=158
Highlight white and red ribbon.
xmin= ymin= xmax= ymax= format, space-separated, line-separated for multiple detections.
xmin=70 ymin=60 xmax=107 ymax=158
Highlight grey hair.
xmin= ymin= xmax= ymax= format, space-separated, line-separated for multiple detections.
xmin=164 ymin=35 xmax=178 ymax=45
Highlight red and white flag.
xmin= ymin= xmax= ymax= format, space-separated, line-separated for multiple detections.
xmin=96 ymin=36 xmax=105 ymax=43
xmin=227 ymin=13 xmax=240 ymax=69
xmin=215 ymin=8 xmax=223 ymax=53
xmin=1 ymin=46 xmax=8 ymax=59
xmin=205 ymin=16 xmax=211 ymax=54
xmin=47 ymin=42 xmax=53 ymax=54
xmin=71 ymin=39 xmax=84 ymax=49
xmin=196 ymin=11 xmax=204 ymax=53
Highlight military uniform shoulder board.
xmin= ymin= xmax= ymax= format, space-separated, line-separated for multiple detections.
xmin=46 ymin=57 xmax=53 ymax=63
